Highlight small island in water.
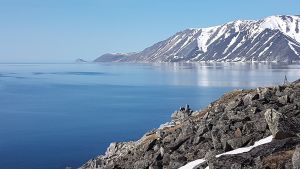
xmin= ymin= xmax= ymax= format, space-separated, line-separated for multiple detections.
xmin=75 ymin=58 xmax=88 ymax=63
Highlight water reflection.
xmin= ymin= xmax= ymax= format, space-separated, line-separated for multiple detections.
xmin=152 ymin=62 xmax=300 ymax=87
xmin=0 ymin=62 xmax=299 ymax=88
xmin=0 ymin=62 xmax=299 ymax=169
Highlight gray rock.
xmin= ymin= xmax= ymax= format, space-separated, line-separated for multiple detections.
xmin=257 ymin=87 xmax=273 ymax=100
xmin=293 ymin=145 xmax=300 ymax=169
xmin=225 ymin=99 xmax=243 ymax=111
xmin=205 ymin=151 xmax=218 ymax=161
xmin=105 ymin=141 xmax=136 ymax=158
xmin=155 ymin=130 xmax=163 ymax=139
xmin=265 ymin=109 xmax=300 ymax=139
xmin=278 ymin=95 xmax=289 ymax=105
xmin=243 ymin=93 xmax=259 ymax=106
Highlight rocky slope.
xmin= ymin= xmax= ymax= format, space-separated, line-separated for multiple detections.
xmin=95 ymin=15 xmax=300 ymax=63
xmin=80 ymin=79 xmax=300 ymax=169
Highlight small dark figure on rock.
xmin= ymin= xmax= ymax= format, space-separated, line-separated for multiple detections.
xmin=172 ymin=104 xmax=193 ymax=122
xmin=284 ymin=75 xmax=290 ymax=85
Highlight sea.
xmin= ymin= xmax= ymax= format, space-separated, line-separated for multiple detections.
xmin=0 ymin=62 xmax=299 ymax=169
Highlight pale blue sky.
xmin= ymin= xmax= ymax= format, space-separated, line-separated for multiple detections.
xmin=0 ymin=0 xmax=300 ymax=63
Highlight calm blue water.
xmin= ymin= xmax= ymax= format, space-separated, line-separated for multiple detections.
xmin=0 ymin=62 xmax=300 ymax=169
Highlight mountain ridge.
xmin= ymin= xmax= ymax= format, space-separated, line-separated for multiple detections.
xmin=94 ymin=15 xmax=300 ymax=63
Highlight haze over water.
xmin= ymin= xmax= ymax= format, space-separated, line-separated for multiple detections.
xmin=0 ymin=62 xmax=299 ymax=169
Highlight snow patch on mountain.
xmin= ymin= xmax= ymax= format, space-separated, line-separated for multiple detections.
xmin=197 ymin=26 xmax=219 ymax=52
xmin=95 ymin=15 xmax=300 ymax=63
xmin=260 ymin=15 xmax=300 ymax=42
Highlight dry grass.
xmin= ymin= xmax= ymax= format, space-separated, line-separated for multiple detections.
xmin=234 ymin=128 xmax=242 ymax=138
xmin=192 ymin=89 xmax=252 ymax=122
xmin=192 ymin=111 xmax=209 ymax=122
xmin=140 ymin=133 xmax=157 ymax=145
xmin=163 ymin=124 xmax=182 ymax=133
xmin=263 ymin=149 xmax=294 ymax=168
xmin=216 ymin=89 xmax=250 ymax=105
xmin=139 ymin=124 xmax=182 ymax=146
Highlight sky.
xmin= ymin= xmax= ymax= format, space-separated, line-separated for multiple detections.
xmin=0 ymin=0 xmax=300 ymax=63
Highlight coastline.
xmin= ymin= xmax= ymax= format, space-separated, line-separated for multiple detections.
xmin=79 ymin=79 xmax=300 ymax=169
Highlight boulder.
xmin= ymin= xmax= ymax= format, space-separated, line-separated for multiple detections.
xmin=293 ymin=145 xmax=300 ymax=169
xmin=264 ymin=109 xmax=300 ymax=139
xmin=278 ymin=95 xmax=289 ymax=105
xmin=205 ymin=151 xmax=218 ymax=161
xmin=257 ymin=87 xmax=272 ymax=100
xmin=243 ymin=93 xmax=259 ymax=106
xmin=225 ymin=99 xmax=243 ymax=111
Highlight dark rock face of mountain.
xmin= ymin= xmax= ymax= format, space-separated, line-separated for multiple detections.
xmin=95 ymin=15 xmax=300 ymax=63
xmin=79 ymin=79 xmax=300 ymax=169
xmin=94 ymin=53 xmax=129 ymax=62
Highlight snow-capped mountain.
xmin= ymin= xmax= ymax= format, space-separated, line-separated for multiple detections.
xmin=95 ymin=15 xmax=300 ymax=62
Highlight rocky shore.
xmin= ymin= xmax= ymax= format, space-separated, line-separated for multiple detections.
xmin=80 ymin=79 xmax=300 ymax=169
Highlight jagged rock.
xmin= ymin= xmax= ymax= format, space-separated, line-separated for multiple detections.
xmin=293 ymin=145 xmax=300 ymax=169
xmin=254 ymin=120 xmax=268 ymax=132
xmin=278 ymin=95 xmax=289 ymax=105
xmin=226 ymin=136 xmax=252 ymax=150
xmin=155 ymin=130 xmax=163 ymax=139
xmin=211 ymin=128 xmax=223 ymax=150
xmin=205 ymin=151 xmax=218 ymax=161
xmin=159 ymin=147 xmax=164 ymax=156
xmin=243 ymin=93 xmax=259 ymax=106
xmin=225 ymin=99 xmax=243 ymax=111
xmin=265 ymin=109 xmax=300 ymax=139
xmin=105 ymin=141 xmax=136 ymax=158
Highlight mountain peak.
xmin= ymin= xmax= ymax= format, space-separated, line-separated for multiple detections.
xmin=95 ymin=15 xmax=300 ymax=63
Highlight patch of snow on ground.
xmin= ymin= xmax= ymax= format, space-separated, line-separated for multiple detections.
xmin=178 ymin=136 xmax=273 ymax=169
xmin=178 ymin=159 xmax=206 ymax=169
xmin=216 ymin=136 xmax=273 ymax=157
